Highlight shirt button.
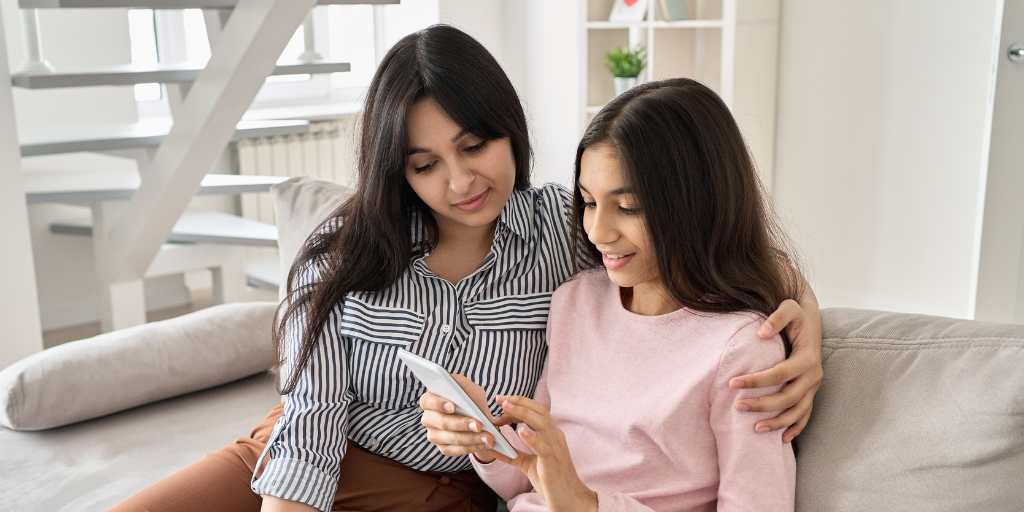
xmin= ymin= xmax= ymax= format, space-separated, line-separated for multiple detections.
xmin=441 ymin=324 xmax=451 ymax=334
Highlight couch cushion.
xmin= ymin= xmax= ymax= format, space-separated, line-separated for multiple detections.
xmin=797 ymin=308 xmax=1024 ymax=511
xmin=0 ymin=302 xmax=278 ymax=431
xmin=0 ymin=373 xmax=279 ymax=511
xmin=271 ymin=177 xmax=353 ymax=299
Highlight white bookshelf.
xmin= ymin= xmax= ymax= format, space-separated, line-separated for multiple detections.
xmin=580 ymin=0 xmax=780 ymax=189
xmin=582 ymin=0 xmax=736 ymax=116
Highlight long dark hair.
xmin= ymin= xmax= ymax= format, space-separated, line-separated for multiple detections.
xmin=274 ymin=25 xmax=531 ymax=394
xmin=572 ymin=78 xmax=801 ymax=340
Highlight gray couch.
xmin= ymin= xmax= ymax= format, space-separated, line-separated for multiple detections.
xmin=3 ymin=178 xmax=1022 ymax=510
xmin=3 ymin=306 xmax=1022 ymax=511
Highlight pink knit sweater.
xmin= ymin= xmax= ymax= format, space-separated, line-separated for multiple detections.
xmin=472 ymin=270 xmax=796 ymax=511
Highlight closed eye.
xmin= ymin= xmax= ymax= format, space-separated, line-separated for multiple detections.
xmin=464 ymin=140 xmax=488 ymax=153
xmin=414 ymin=161 xmax=437 ymax=173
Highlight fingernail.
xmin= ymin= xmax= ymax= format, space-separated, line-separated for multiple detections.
xmin=729 ymin=379 xmax=744 ymax=389
xmin=444 ymin=403 xmax=455 ymax=413
xmin=755 ymin=424 xmax=770 ymax=433
xmin=736 ymin=403 xmax=751 ymax=412
xmin=469 ymin=422 xmax=480 ymax=433
xmin=481 ymin=435 xmax=490 ymax=446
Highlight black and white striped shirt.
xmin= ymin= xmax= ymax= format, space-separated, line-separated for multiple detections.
xmin=251 ymin=184 xmax=582 ymax=511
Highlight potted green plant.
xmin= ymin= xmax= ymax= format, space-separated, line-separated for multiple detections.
xmin=604 ymin=46 xmax=647 ymax=96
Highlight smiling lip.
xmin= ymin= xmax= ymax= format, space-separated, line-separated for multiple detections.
xmin=452 ymin=189 xmax=490 ymax=212
xmin=602 ymin=252 xmax=635 ymax=270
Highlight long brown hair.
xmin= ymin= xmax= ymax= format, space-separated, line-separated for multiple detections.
xmin=572 ymin=78 xmax=802 ymax=341
xmin=273 ymin=25 xmax=532 ymax=394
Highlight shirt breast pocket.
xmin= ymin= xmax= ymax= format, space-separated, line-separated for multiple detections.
xmin=464 ymin=292 xmax=551 ymax=401
xmin=340 ymin=296 xmax=426 ymax=408
xmin=465 ymin=292 xmax=552 ymax=331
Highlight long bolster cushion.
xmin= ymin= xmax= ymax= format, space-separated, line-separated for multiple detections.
xmin=0 ymin=302 xmax=278 ymax=431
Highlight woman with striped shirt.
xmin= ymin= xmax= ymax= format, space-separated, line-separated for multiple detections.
xmin=112 ymin=25 xmax=822 ymax=512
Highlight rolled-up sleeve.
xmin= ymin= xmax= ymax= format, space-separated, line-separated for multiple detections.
xmin=251 ymin=259 xmax=351 ymax=511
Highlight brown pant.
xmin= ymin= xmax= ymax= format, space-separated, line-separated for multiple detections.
xmin=110 ymin=403 xmax=497 ymax=512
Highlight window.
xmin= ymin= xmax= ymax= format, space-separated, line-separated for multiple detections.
xmin=128 ymin=3 xmax=439 ymax=114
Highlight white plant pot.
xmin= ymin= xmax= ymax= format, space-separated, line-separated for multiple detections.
xmin=614 ymin=76 xmax=638 ymax=97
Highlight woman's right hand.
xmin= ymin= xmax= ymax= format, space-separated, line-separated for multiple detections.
xmin=418 ymin=374 xmax=507 ymax=463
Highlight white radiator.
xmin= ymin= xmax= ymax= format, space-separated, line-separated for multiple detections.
xmin=237 ymin=118 xmax=359 ymax=225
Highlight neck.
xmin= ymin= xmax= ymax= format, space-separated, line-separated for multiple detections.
xmin=434 ymin=216 xmax=497 ymax=254
xmin=622 ymin=280 xmax=680 ymax=316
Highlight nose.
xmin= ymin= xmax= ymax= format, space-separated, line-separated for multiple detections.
xmin=585 ymin=204 xmax=619 ymax=247
xmin=448 ymin=158 xmax=476 ymax=196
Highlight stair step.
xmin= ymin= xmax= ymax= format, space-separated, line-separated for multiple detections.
xmin=21 ymin=0 xmax=397 ymax=7
xmin=51 ymin=210 xmax=279 ymax=247
xmin=19 ymin=118 xmax=308 ymax=157
xmin=23 ymin=152 xmax=289 ymax=204
xmin=12 ymin=61 xmax=351 ymax=89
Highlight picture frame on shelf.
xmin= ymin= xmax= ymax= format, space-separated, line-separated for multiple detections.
xmin=657 ymin=0 xmax=691 ymax=21
xmin=609 ymin=0 xmax=649 ymax=23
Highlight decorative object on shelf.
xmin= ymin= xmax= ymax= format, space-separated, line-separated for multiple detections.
xmin=605 ymin=46 xmax=647 ymax=96
xmin=609 ymin=0 xmax=649 ymax=23
xmin=657 ymin=0 xmax=691 ymax=21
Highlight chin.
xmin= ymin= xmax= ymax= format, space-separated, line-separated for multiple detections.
xmin=604 ymin=268 xmax=640 ymax=288
xmin=447 ymin=206 xmax=502 ymax=228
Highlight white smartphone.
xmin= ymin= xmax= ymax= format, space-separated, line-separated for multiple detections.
xmin=397 ymin=349 xmax=518 ymax=459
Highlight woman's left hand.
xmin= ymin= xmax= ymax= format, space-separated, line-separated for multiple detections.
xmin=730 ymin=295 xmax=824 ymax=443
xmin=488 ymin=395 xmax=598 ymax=512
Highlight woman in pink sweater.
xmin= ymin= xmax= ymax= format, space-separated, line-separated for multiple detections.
xmin=420 ymin=78 xmax=799 ymax=511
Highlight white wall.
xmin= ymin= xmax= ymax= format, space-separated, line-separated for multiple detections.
xmin=519 ymin=0 xmax=583 ymax=187
xmin=772 ymin=0 xmax=1002 ymax=318
xmin=3 ymin=4 xmax=191 ymax=332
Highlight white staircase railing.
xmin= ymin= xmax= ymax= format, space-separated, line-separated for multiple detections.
xmin=1 ymin=0 xmax=395 ymax=357
xmin=107 ymin=0 xmax=316 ymax=272
xmin=0 ymin=7 xmax=44 ymax=369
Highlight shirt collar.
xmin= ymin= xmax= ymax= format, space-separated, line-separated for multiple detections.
xmin=497 ymin=188 xmax=534 ymax=244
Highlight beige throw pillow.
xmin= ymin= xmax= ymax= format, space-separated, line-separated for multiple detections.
xmin=0 ymin=302 xmax=277 ymax=431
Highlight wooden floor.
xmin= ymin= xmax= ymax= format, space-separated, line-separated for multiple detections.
xmin=42 ymin=288 xmax=217 ymax=349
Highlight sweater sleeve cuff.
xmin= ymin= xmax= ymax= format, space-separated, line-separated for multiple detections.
xmin=470 ymin=448 xmax=522 ymax=481
xmin=251 ymin=457 xmax=337 ymax=512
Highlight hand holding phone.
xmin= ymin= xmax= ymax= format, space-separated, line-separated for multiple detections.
xmin=397 ymin=350 xmax=518 ymax=459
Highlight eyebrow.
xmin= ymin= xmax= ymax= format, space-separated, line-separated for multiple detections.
xmin=578 ymin=184 xmax=634 ymax=195
xmin=406 ymin=128 xmax=472 ymax=156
